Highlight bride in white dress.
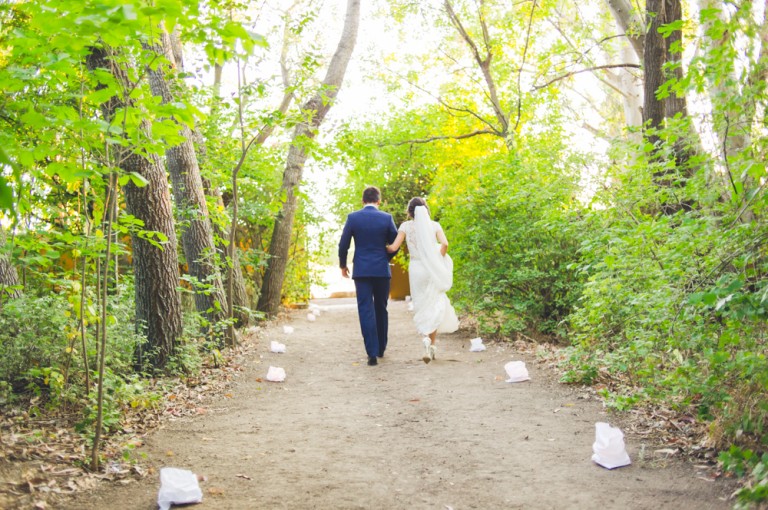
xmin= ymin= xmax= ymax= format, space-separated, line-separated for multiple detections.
xmin=387 ymin=198 xmax=459 ymax=363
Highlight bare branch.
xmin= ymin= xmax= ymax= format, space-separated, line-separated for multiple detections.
xmin=378 ymin=129 xmax=498 ymax=147
xmin=444 ymin=0 xmax=507 ymax=134
xmin=533 ymin=63 xmax=641 ymax=90
xmin=380 ymin=63 xmax=501 ymax=133
xmin=512 ymin=0 xmax=537 ymax=133
xmin=254 ymin=10 xmax=296 ymax=146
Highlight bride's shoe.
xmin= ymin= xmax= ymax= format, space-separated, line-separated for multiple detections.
xmin=429 ymin=344 xmax=436 ymax=361
xmin=422 ymin=337 xmax=431 ymax=364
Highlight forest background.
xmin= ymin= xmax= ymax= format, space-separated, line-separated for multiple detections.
xmin=1 ymin=0 xmax=768 ymax=506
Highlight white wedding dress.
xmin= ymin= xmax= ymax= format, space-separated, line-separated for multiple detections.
xmin=399 ymin=207 xmax=459 ymax=335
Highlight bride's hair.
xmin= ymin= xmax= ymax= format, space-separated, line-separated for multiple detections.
xmin=407 ymin=197 xmax=427 ymax=219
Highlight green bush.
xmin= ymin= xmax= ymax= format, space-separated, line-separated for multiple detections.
xmin=436 ymin=147 xmax=584 ymax=340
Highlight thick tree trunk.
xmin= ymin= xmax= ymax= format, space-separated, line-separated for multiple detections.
xmin=258 ymin=0 xmax=361 ymax=316
xmin=87 ymin=45 xmax=182 ymax=369
xmin=644 ymin=0 xmax=692 ymax=213
xmin=0 ymin=229 xmax=21 ymax=299
xmin=606 ymin=0 xmax=644 ymax=130
xmin=643 ymin=0 xmax=666 ymax=147
xmin=664 ymin=0 xmax=687 ymax=120
xmin=146 ymin=32 xmax=229 ymax=333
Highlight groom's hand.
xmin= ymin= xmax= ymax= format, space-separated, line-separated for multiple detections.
xmin=341 ymin=267 xmax=350 ymax=278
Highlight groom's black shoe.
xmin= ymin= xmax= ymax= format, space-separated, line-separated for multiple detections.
xmin=367 ymin=356 xmax=378 ymax=366
xmin=377 ymin=351 xmax=385 ymax=358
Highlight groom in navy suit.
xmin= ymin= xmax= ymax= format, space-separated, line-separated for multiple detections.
xmin=339 ymin=186 xmax=399 ymax=366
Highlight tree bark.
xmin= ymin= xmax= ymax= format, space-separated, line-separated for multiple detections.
xmin=0 ymin=228 xmax=21 ymax=300
xmin=145 ymin=31 xmax=230 ymax=334
xmin=643 ymin=0 xmax=666 ymax=147
xmin=87 ymin=45 xmax=182 ymax=369
xmin=258 ymin=0 xmax=361 ymax=316
xmin=644 ymin=0 xmax=692 ymax=213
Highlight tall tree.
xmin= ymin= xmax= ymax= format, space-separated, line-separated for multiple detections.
xmin=606 ymin=0 xmax=645 ymax=130
xmin=87 ymin=44 xmax=183 ymax=368
xmin=643 ymin=0 xmax=687 ymax=147
xmin=258 ymin=0 xmax=361 ymax=316
xmin=145 ymin=30 xmax=230 ymax=338
xmin=0 ymin=228 xmax=21 ymax=299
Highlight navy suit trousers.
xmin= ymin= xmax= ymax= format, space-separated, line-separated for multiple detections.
xmin=354 ymin=277 xmax=390 ymax=358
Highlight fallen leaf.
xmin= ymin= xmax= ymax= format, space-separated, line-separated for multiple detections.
xmin=236 ymin=474 xmax=252 ymax=480
xmin=208 ymin=487 xmax=225 ymax=495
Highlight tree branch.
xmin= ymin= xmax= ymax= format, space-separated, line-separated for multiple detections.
xmin=381 ymin=63 xmax=501 ymax=134
xmin=378 ymin=129 xmax=498 ymax=147
xmin=444 ymin=0 xmax=507 ymax=135
xmin=513 ymin=0 xmax=537 ymax=134
xmin=533 ymin=63 xmax=641 ymax=90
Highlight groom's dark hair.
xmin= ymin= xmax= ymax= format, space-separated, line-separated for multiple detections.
xmin=362 ymin=186 xmax=381 ymax=204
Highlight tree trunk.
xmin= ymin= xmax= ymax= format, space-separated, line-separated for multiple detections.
xmin=0 ymin=228 xmax=21 ymax=300
xmin=258 ymin=0 xmax=361 ymax=316
xmin=606 ymin=0 xmax=645 ymax=62
xmin=663 ymin=0 xmax=687 ymax=121
xmin=643 ymin=0 xmax=666 ymax=148
xmin=606 ymin=0 xmax=644 ymax=130
xmin=146 ymin=31 xmax=230 ymax=334
xmin=644 ymin=0 xmax=691 ymax=213
xmin=87 ymin=45 xmax=182 ymax=369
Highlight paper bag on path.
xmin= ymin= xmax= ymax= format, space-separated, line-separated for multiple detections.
xmin=270 ymin=341 xmax=286 ymax=353
xmin=266 ymin=366 xmax=286 ymax=382
xmin=469 ymin=337 xmax=486 ymax=352
xmin=591 ymin=422 xmax=631 ymax=469
xmin=157 ymin=467 xmax=202 ymax=510
xmin=504 ymin=361 xmax=530 ymax=382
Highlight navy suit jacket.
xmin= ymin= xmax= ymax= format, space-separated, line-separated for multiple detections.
xmin=339 ymin=205 xmax=399 ymax=278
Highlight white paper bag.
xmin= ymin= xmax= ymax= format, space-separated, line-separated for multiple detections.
xmin=591 ymin=422 xmax=631 ymax=469
xmin=266 ymin=366 xmax=286 ymax=382
xmin=157 ymin=467 xmax=202 ymax=510
xmin=504 ymin=361 xmax=530 ymax=382
xmin=307 ymin=313 xmax=316 ymax=321
xmin=282 ymin=325 xmax=294 ymax=334
xmin=270 ymin=341 xmax=286 ymax=353
xmin=469 ymin=337 xmax=486 ymax=352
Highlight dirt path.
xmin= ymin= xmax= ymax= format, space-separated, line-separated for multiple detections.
xmin=59 ymin=298 xmax=733 ymax=509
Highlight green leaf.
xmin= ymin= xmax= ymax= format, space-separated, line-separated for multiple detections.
xmin=118 ymin=172 xmax=149 ymax=188
xmin=0 ymin=148 xmax=16 ymax=212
